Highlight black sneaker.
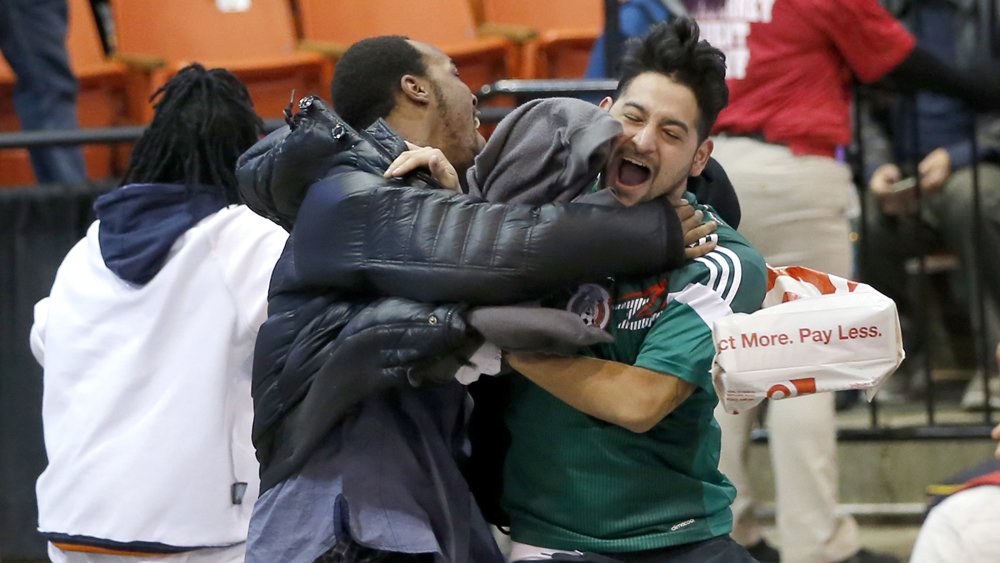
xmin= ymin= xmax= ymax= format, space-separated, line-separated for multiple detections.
xmin=837 ymin=548 xmax=901 ymax=563
xmin=746 ymin=539 xmax=780 ymax=562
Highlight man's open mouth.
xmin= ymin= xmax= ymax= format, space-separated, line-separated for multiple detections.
xmin=618 ymin=157 xmax=651 ymax=187
xmin=474 ymin=111 xmax=481 ymax=129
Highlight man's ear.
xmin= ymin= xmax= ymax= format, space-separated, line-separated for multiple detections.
xmin=400 ymin=74 xmax=431 ymax=105
xmin=598 ymin=96 xmax=615 ymax=111
xmin=690 ymin=138 xmax=713 ymax=177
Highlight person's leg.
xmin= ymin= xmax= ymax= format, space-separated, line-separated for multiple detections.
xmin=0 ymin=0 xmax=86 ymax=184
xmin=768 ymin=394 xmax=858 ymax=562
xmin=930 ymin=164 xmax=1000 ymax=375
xmin=314 ymin=537 xmax=434 ymax=563
xmin=710 ymin=137 xmax=862 ymax=563
xmin=910 ymin=485 xmax=1000 ymax=563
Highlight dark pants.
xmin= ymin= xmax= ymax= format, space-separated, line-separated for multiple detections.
xmin=540 ymin=536 xmax=759 ymax=563
xmin=0 ymin=0 xmax=87 ymax=184
xmin=314 ymin=537 xmax=434 ymax=563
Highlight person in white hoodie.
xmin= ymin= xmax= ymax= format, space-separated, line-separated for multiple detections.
xmin=29 ymin=64 xmax=288 ymax=563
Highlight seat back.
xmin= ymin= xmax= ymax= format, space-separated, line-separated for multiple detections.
xmin=112 ymin=0 xmax=300 ymax=62
xmin=109 ymin=0 xmax=325 ymax=121
xmin=298 ymin=0 xmax=481 ymax=47
xmin=296 ymin=0 xmax=510 ymax=92
xmin=480 ymin=0 xmax=603 ymax=77
xmin=481 ymin=0 xmax=603 ymax=31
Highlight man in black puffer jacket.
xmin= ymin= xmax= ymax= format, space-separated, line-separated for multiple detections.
xmin=236 ymin=36 xmax=729 ymax=563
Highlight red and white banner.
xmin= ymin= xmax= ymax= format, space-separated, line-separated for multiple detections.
xmin=712 ymin=266 xmax=904 ymax=414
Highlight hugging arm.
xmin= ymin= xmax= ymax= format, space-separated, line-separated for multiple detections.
xmin=293 ymin=181 xmax=685 ymax=304
xmin=506 ymin=352 xmax=695 ymax=433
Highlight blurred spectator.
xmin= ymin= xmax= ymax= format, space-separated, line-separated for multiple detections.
xmin=585 ymin=0 xmax=682 ymax=78
xmin=862 ymin=0 xmax=1000 ymax=408
xmin=0 ymin=0 xmax=87 ymax=184
xmin=686 ymin=0 xmax=1000 ymax=562
xmin=909 ymin=346 xmax=1000 ymax=562
xmin=29 ymin=64 xmax=287 ymax=562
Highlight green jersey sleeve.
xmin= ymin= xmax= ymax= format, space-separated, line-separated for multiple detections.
xmin=635 ymin=226 xmax=766 ymax=392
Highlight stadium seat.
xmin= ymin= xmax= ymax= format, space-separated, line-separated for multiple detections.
xmin=0 ymin=0 xmax=127 ymax=187
xmin=476 ymin=0 xmax=603 ymax=78
xmin=294 ymin=0 xmax=513 ymax=94
xmin=108 ymin=0 xmax=326 ymax=122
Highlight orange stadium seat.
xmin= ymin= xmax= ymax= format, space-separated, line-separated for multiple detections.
xmin=0 ymin=0 xmax=127 ymax=187
xmin=476 ymin=0 xmax=604 ymax=78
xmin=108 ymin=0 xmax=326 ymax=122
xmin=295 ymin=0 xmax=513 ymax=95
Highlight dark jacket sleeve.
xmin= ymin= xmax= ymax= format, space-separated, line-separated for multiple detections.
xmin=293 ymin=172 xmax=683 ymax=304
xmin=886 ymin=45 xmax=1000 ymax=113
xmin=253 ymin=295 xmax=477 ymax=490
xmin=686 ymin=157 xmax=740 ymax=229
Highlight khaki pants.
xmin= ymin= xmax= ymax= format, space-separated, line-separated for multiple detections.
xmin=710 ymin=136 xmax=860 ymax=563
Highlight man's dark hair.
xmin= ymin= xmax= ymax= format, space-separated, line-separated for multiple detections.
xmin=616 ymin=17 xmax=728 ymax=141
xmin=331 ymin=35 xmax=428 ymax=130
xmin=121 ymin=64 xmax=262 ymax=204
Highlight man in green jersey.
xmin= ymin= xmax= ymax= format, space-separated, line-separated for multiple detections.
xmin=501 ymin=18 xmax=767 ymax=563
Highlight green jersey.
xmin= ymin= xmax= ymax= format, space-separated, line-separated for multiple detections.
xmin=503 ymin=195 xmax=767 ymax=552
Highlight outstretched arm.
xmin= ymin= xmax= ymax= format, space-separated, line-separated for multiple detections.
xmin=294 ymin=181 xmax=684 ymax=305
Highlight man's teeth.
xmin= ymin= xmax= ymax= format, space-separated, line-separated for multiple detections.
xmin=474 ymin=117 xmax=481 ymax=128
xmin=624 ymin=157 xmax=649 ymax=170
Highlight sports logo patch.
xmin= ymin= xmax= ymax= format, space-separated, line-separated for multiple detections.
xmin=566 ymin=283 xmax=612 ymax=330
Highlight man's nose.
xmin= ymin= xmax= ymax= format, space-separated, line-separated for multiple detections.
xmin=471 ymin=94 xmax=478 ymax=107
xmin=632 ymin=125 xmax=656 ymax=153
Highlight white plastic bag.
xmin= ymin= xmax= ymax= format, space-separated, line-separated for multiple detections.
xmin=712 ymin=266 xmax=904 ymax=414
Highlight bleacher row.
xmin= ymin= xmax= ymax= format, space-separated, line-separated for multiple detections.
xmin=0 ymin=0 xmax=606 ymax=187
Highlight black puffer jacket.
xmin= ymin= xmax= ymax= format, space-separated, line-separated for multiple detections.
xmin=237 ymin=97 xmax=687 ymax=490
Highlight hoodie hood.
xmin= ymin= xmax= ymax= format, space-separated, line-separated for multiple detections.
xmin=94 ymin=183 xmax=228 ymax=285
xmin=466 ymin=97 xmax=622 ymax=204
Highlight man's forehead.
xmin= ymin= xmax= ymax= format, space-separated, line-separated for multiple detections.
xmin=616 ymin=72 xmax=700 ymax=124
xmin=407 ymin=40 xmax=450 ymax=66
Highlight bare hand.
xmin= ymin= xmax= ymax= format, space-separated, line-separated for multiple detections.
xmin=675 ymin=200 xmax=717 ymax=259
xmin=869 ymin=163 xmax=914 ymax=216
xmin=384 ymin=142 xmax=460 ymax=191
xmin=918 ymin=148 xmax=952 ymax=192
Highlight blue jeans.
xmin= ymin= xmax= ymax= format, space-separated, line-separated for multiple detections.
xmin=0 ymin=0 xmax=86 ymax=184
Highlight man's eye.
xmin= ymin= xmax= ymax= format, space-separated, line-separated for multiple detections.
xmin=625 ymin=114 xmax=642 ymax=122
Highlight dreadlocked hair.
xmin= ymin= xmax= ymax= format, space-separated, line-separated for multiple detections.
xmin=616 ymin=17 xmax=728 ymax=142
xmin=120 ymin=64 xmax=263 ymax=204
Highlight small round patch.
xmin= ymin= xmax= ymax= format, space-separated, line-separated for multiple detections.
xmin=566 ymin=283 xmax=612 ymax=330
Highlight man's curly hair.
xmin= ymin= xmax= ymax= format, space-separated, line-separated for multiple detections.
xmin=331 ymin=35 xmax=427 ymax=131
xmin=616 ymin=17 xmax=729 ymax=141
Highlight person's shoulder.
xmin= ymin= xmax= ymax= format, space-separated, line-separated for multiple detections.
xmin=671 ymin=223 xmax=766 ymax=309
xmin=200 ymin=205 xmax=288 ymax=252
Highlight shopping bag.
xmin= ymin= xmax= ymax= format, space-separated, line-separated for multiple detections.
xmin=712 ymin=266 xmax=904 ymax=414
